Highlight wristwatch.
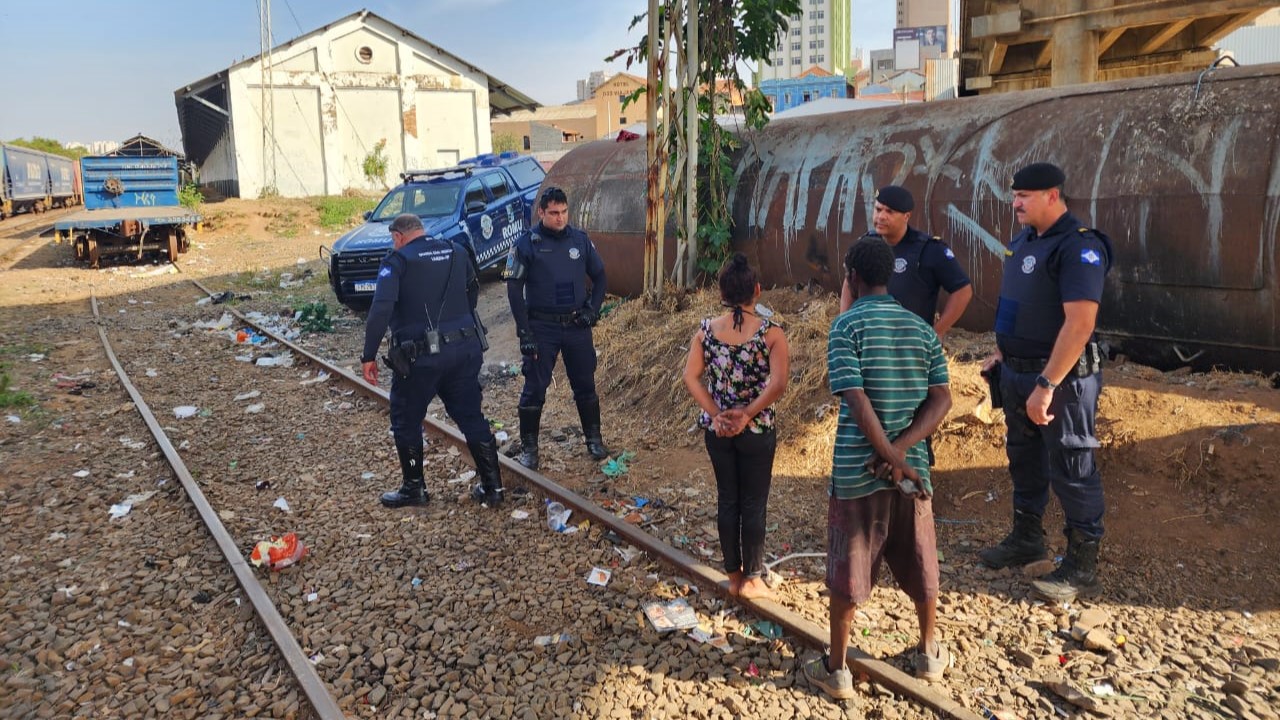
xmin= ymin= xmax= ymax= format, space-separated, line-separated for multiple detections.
xmin=1035 ymin=374 xmax=1058 ymax=390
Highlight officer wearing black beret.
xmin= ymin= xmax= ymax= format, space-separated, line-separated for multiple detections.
xmin=840 ymin=185 xmax=973 ymax=339
xmin=362 ymin=213 xmax=504 ymax=508
xmin=979 ymin=162 xmax=1113 ymax=603
xmin=503 ymin=187 xmax=609 ymax=470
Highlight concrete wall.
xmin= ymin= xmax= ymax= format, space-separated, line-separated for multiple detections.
xmin=220 ymin=13 xmax=491 ymax=197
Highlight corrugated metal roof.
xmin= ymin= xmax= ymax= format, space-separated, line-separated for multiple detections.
xmin=1217 ymin=25 xmax=1280 ymax=65
xmin=499 ymin=105 xmax=598 ymax=123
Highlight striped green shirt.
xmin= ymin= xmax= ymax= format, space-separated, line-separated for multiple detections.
xmin=827 ymin=294 xmax=949 ymax=500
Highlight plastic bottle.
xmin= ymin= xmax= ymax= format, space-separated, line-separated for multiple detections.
xmin=546 ymin=501 xmax=571 ymax=532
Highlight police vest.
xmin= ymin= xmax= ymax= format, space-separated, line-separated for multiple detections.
xmin=885 ymin=228 xmax=943 ymax=325
xmin=525 ymin=225 xmax=593 ymax=312
xmin=995 ymin=220 xmax=1110 ymax=358
xmin=389 ymin=238 xmax=476 ymax=342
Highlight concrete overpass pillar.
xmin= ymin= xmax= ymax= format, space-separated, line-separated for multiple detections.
xmin=1051 ymin=2 xmax=1099 ymax=87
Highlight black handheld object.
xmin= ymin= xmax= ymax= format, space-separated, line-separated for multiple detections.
xmin=384 ymin=340 xmax=419 ymax=379
xmin=981 ymin=363 xmax=1003 ymax=409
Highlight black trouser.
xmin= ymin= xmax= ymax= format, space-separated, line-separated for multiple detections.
xmin=704 ymin=428 xmax=777 ymax=578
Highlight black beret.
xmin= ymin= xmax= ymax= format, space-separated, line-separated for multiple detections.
xmin=875 ymin=185 xmax=914 ymax=213
xmin=1011 ymin=162 xmax=1066 ymax=191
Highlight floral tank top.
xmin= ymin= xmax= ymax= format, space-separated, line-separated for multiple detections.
xmin=697 ymin=317 xmax=776 ymax=434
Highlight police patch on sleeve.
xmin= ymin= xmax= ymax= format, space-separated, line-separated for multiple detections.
xmin=1081 ymin=249 xmax=1102 ymax=266
xmin=378 ymin=266 xmax=392 ymax=278
xmin=944 ymin=247 xmax=955 ymax=259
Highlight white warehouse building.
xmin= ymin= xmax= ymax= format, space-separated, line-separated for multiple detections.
xmin=175 ymin=9 xmax=538 ymax=198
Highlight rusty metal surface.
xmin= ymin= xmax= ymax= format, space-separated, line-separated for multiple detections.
xmin=545 ymin=63 xmax=1280 ymax=372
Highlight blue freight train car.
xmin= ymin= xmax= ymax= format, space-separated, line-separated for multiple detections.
xmin=0 ymin=143 xmax=81 ymax=218
xmin=53 ymin=155 xmax=200 ymax=266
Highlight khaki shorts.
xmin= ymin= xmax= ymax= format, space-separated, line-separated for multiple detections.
xmin=826 ymin=490 xmax=939 ymax=605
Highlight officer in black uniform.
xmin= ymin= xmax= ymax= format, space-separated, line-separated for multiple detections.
xmin=978 ymin=163 xmax=1113 ymax=603
xmin=362 ymin=213 xmax=504 ymax=508
xmin=839 ymin=185 xmax=972 ymax=336
xmin=503 ymin=187 xmax=608 ymax=470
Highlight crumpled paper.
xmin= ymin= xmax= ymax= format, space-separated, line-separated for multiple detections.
xmin=249 ymin=532 xmax=307 ymax=570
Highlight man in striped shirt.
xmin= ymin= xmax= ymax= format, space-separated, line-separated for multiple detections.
xmin=804 ymin=237 xmax=953 ymax=700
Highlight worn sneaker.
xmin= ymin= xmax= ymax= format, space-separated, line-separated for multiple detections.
xmin=803 ymin=654 xmax=854 ymax=700
xmin=913 ymin=641 xmax=950 ymax=681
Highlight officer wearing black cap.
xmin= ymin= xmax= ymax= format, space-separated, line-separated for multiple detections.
xmin=362 ymin=213 xmax=504 ymax=508
xmin=840 ymin=185 xmax=973 ymax=338
xmin=978 ymin=162 xmax=1113 ymax=603
xmin=503 ymin=187 xmax=609 ymax=470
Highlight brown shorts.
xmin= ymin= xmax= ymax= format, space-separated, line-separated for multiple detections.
xmin=826 ymin=490 xmax=939 ymax=605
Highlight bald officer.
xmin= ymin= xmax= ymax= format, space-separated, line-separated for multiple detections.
xmin=979 ymin=163 xmax=1113 ymax=603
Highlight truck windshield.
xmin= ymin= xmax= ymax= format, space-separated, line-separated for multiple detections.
xmin=371 ymin=184 xmax=460 ymax=221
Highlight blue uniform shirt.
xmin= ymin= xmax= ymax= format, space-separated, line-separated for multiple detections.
xmin=885 ymin=227 xmax=972 ymax=326
xmin=995 ymin=211 xmax=1112 ymax=359
xmin=362 ymin=235 xmax=478 ymax=362
xmin=505 ymin=222 xmax=606 ymax=335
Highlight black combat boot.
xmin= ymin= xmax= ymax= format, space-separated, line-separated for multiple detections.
xmin=1032 ymin=529 xmax=1101 ymax=602
xmin=517 ymin=405 xmax=542 ymax=471
xmin=978 ymin=509 xmax=1046 ymax=569
xmin=381 ymin=442 xmax=428 ymax=508
xmin=576 ymin=398 xmax=609 ymax=461
xmin=468 ymin=437 xmax=504 ymax=507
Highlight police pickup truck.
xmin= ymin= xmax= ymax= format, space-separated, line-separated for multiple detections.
xmin=324 ymin=152 xmax=545 ymax=309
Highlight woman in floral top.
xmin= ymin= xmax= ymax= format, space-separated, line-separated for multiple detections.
xmin=682 ymin=253 xmax=790 ymax=599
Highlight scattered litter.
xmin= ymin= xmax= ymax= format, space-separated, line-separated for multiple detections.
xmin=118 ymin=437 xmax=145 ymax=450
xmin=6 ymin=415 xmax=19 ymax=424
xmin=306 ymin=592 xmax=319 ymax=603
xmin=643 ymin=598 xmax=699 ymax=632
xmin=360 ymin=471 xmax=375 ymax=480
xmin=235 ymin=390 xmax=261 ymax=401
xmin=27 ymin=353 xmax=46 ymax=362
xmin=108 ymin=491 xmax=157 ymax=520
xmin=173 ymin=406 xmax=199 ymax=419
xmin=255 ymin=354 xmax=294 ymax=368
xmin=411 ymin=577 xmax=423 ymax=588
xmin=746 ymin=661 xmax=761 ymax=678
xmin=752 ymin=620 xmax=784 ymax=640
xmin=546 ymin=501 xmax=572 ymax=532
xmin=245 ymin=403 xmax=265 ymax=414
xmin=452 ymin=560 xmax=473 ymax=571
xmin=273 ymin=497 xmax=291 ymax=513
xmin=634 ymin=497 xmax=651 ymax=508
xmin=210 ymin=290 xmax=235 ymax=304
xmin=234 ymin=354 xmax=253 ymax=362
xmin=308 ymin=653 xmax=323 ymax=664
xmin=249 ymin=533 xmax=307 ymax=570
xmin=985 ymin=490 xmax=998 ymax=503
xmin=534 ymin=633 xmax=572 ymax=647
xmin=510 ymin=509 xmax=530 ymax=520
xmin=494 ymin=430 xmax=509 ymax=443
xmin=689 ymin=625 xmax=733 ymax=653
xmin=447 ymin=470 xmax=477 ymax=485
xmin=615 ymin=547 xmax=641 ymax=564
xmin=600 ymin=451 xmax=637 ymax=478
xmin=1091 ymin=682 xmax=1116 ymax=697
xmin=145 ymin=368 xmax=157 ymax=377
xmin=255 ymin=480 xmax=271 ymax=491
xmin=192 ymin=591 xmax=212 ymax=604
xmin=73 ymin=470 xmax=90 ymax=478
xmin=586 ymin=567 xmax=612 ymax=587
xmin=300 ymin=371 xmax=331 ymax=386
xmin=192 ymin=313 xmax=234 ymax=331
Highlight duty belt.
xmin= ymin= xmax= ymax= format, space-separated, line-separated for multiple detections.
xmin=1004 ymin=342 xmax=1103 ymax=377
xmin=529 ymin=309 xmax=578 ymax=324
xmin=397 ymin=327 xmax=478 ymax=348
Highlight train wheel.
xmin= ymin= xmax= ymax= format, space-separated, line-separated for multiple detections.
xmin=178 ymin=229 xmax=190 ymax=253
xmin=167 ymin=232 xmax=179 ymax=263
xmin=73 ymin=237 xmax=87 ymax=261
xmin=87 ymin=237 xmax=100 ymax=268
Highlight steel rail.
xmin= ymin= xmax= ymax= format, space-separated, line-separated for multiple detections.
xmin=89 ymin=289 xmax=348 ymax=720
xmin=183 ymin=276 xmax=981 ymax=720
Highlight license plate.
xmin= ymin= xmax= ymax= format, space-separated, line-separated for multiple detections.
xmin=354 ymin=282 xmax=376 ymax=293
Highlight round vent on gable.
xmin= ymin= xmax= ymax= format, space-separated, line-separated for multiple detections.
xmin=356 ymin=46 xmax=374 ymax=64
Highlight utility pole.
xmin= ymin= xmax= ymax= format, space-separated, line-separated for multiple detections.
xmin=643 ymin=0 xmax=663 ymax=297
xmin=258 ymin=0 xmax=277 ymax=195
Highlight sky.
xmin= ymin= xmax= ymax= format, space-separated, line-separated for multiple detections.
xmin=0 ymin=0 xmax=899 ymax=150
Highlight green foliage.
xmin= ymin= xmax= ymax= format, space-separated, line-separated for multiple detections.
xmin=362 ymin=139 xmax=389 ymax=188
xmin=294 ymin=302 xmax=334 ymax=333
xmin=0 ymin=371 xmax=35 ymax=409
xmin=492 ymin=132 xmax=520 ymax=154
xmin=313 ymin=196 xmax=377 ymax=230
xmin=5 ymin=137 xmax=87 ymax=159
xmin=609 ymin=0 xmax=800 ymax=282
xmin=178 ymin=183 xmax=204 ymax=212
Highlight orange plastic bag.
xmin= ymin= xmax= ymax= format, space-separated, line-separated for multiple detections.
xmin=249 ymin=532 xmax=307 ymax=570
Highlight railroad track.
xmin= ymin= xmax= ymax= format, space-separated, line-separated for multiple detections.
xmin=79 ymin=274 xmax=978 ymax=719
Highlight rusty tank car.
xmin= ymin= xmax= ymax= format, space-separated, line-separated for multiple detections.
xmin=547 ymin=62 xmax=1280 ymax=374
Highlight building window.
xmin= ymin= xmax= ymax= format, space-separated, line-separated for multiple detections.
xmin=784 ymin=92 xmax=792 ymax=104
xmin=792 ymin=57 xmax=801 ymax=65
xmin=809 ymin=40 xmax=817 ymax=49
xmin=809 ymin=55 xmax=817 ymax=64
xmin=818 ymin=39 xmax=825 ymax=48
xmin=619 ymin=116 xmax=627 ymax=125
xmin=523 ymin=136 xmax=530 ymax=150
xmin=792 ymin=27 xmax=801 ymax=36
xmin=791 ymin=42 xmax=801 ymax=51
xmin=802 ymin=92 xmax=812 ymax=102
xmin=817 ymin=54 xmax=825 ymax=63
xmin=809 ymin=10 xmax=825 ymax=19
xmin=355 ymin=46 xmax=374 ymax=64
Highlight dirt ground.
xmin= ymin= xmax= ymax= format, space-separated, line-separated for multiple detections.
xmin=3 ymin=196 xmax=1278 ymax=719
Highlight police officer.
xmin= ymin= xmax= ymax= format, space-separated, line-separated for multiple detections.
xmin=978 ymin=163 xmax=1112 ymax=603
xmin=839 ymin=185 xmax=973 ymax=338
xmin=362 ymin=213 xmax=504 ymax=508
xmin=503 ymin=186 xmax=608 ymax=470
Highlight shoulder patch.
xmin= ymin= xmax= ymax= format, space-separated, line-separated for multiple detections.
xmin=378 ymin=266 xmax=392 ymax=278
xmin=1081 ymin=248 xmax=1102 ymax=266
xmin=944 ymin=247 xmax=955 ymax=259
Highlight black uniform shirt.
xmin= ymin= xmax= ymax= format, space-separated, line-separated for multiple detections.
xmin=885 ymin=227 xmax=972 ymax=326
xmin=362 ymin=235 xmax=477 ymax=362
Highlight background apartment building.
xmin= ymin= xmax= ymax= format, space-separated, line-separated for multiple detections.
xmin=758 ymin=0 xmax=853 ymax=81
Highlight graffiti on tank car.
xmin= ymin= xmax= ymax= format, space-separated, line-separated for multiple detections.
xmin=134 ymin=192 xmax=158 ymax=206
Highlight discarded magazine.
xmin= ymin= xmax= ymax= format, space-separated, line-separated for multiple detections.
xmin=643 ymin=597 xmax=699 ymax=633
